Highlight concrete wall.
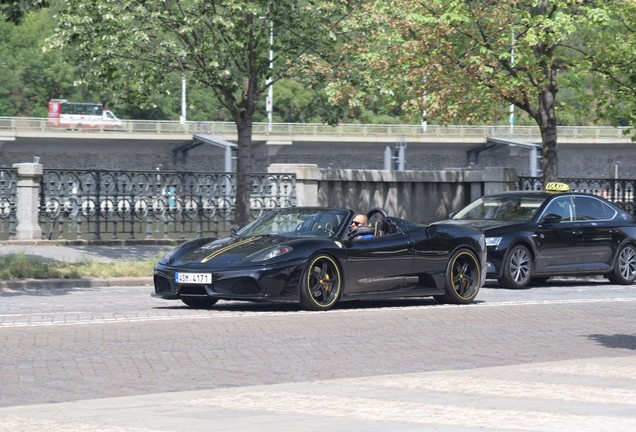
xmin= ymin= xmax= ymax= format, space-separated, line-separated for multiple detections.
xmin=269 ymin=164 xmax=517 ymax=224
xmin=1 ymin=136 xmax=635 ymax=178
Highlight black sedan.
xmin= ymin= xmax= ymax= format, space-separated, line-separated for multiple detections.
xmin=153 ymin=207 xmax=486 ymax=310
xmin=445 ymin=182 xmax=636 ymax=288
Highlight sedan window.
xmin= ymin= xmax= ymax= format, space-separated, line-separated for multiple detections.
xmin=542 ymin=197 xmax=574 ymax=222
xmin=574 ymin=196 xmax=616 ymax=221
xmin=453 ymin=195 xmax=544 ymax=221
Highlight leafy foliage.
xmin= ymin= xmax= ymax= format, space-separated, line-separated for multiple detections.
xmin=0 ymin=6 xmax=77 ymax=116
xmin=0 ymin=1 xmax=624 ymax=126
xmin=338 ymin=0 xmax=619 ymax=180
xmin=585 ymin=0 xmax=636 ymax=127
xmin=49 ymin=0 xmax=360 ymax=224
xmin=0 ymin=0 xmax=48 ymax=24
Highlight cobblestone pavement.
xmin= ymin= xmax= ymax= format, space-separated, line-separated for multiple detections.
xmin=0 ymin=355 xmax=634 ymax=432
xmin=0 ymin=281 xmax=635 ymax=431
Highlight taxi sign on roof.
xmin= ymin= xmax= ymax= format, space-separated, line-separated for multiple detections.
xmin=544 ymin=182 xmax=570 ymax=193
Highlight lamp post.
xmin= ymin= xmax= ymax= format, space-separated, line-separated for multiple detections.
xmin=509 ymin=29 xmax=515 ymax=134
xmin=266 ymin=16 xmax=274 ymax=133
xmin=178 ymin=57 xmax=187 ymax=125
xmin=181 ymin=75 xmax=187 ymax=125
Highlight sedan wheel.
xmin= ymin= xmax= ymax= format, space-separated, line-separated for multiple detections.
xmin=300 ymin=255 xmax=342 ymax=311
xmin=435 ymin=249 xmax=481 ymax=304
xmin=608 ymin=244 xmax=636 ymax=284
xmin=498 ymin=245 xmax=532 ymax=289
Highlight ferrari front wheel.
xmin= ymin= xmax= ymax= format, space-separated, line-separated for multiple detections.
xmin=300 ymin=254 xmax=342 ymax=311
xmin=435 ymin=249 xmax=481 ymax=304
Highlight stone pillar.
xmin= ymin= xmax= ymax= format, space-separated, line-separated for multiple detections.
xmin=481 ymin=167 xmax=518 ymax=195
xmin=13 ymin=162 xmax=43 ymax=240
xmin=268 ymin=163 xmax=321 ymax=206
xmin=464 ymin=167 xmax=517 ymax=199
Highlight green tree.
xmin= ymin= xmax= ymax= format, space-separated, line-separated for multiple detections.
xmin=1 ymin=0 xmax=48 ymax=24
xmin=344 ymin=0 xmax=612 ymax=181
xmin=585 ymin=0 xmax=636 ymax=127
xmin=50 ymin=0 xmax=357 ymax=225
xmin=0 ymin=6 xmax=78 ymax=117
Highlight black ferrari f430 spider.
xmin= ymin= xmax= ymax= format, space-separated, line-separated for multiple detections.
xmin=153 ymin=207 xmax=486 ymax=310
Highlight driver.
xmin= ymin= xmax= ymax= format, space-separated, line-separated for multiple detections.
xmin=350 ymin=213 xmax=374 ymax=240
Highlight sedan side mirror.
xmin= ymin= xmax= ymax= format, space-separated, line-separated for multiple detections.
xmin=230 ymin=224 xmax=240 ymax=235
xmin=541 ymin=214 xmax=562 ymax=224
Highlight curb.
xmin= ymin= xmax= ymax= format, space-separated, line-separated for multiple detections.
xmin=0 ymin=277 xmax=153 ymax=290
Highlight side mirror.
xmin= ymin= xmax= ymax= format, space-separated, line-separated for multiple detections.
xmin=541 ymin=214 xmax=562 ymax=224
xmin=230 ymin=224 xmax=240 ymax=235
xmin=448 ymin=211 xmax=457 ymax=219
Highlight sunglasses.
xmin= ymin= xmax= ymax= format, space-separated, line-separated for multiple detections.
xmin=352 ymin=221 xmax=364 ymax=226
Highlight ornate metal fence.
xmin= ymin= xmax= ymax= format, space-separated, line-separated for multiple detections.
xmin=38 ymin=170 xmax=296 ymax=241
xmin=0 ymin=168 xmax=17 ymax=239
xmin=517 ymin=177 xmax=636 ymax=215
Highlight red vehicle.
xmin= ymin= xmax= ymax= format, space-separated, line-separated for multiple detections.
xmin=47 ymin=99 xmax=122 ymax=129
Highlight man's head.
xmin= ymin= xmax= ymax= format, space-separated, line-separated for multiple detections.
xmin=351 ymin=213 xmax=368 ymax=230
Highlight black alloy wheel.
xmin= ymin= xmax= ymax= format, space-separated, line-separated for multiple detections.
xmin=435 ymin=249 xmax=481 ymax=304
xmin=608 ymin=243 xmax=636 ymax=284
xmin=498 ymin=244 xmax=532 ymax=289
xmin=299 ymin=255 xmax=342 ymax=311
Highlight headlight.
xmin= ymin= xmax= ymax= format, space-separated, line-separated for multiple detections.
xmin=486 ymin=236 xmax=502 ymax=247
xmin=251 ymin=246 xmax=293 ymax=262
xmin=158 ymin=247 xmax=180 ymax=265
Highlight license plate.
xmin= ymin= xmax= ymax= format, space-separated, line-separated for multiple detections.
xmin=175 ymin=272 xmax=212 ymax=284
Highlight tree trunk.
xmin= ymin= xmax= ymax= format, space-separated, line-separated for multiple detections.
xmin=538 ymin=85 xmax=559 ymax=182
xmin=234 ymin=116 xmax=253 ymax=227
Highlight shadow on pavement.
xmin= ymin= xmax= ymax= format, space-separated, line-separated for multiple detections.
xmin=587 ymin=334 xmax=636 ymax=350
xmin=154 ymin=297 xmax=444 ymax=313
xmin=484 ymin=277 xmax=609 ymax=290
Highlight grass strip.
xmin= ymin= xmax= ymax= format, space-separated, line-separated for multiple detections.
xmin=0 ymin=253 xmax=158 ymax=280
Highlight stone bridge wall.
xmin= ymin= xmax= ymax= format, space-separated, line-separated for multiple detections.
xmin=0 ymin=136 xmax=634 ymax=178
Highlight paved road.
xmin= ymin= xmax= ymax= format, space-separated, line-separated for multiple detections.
xmin=0 ymin=279 xmax=635 ymax=431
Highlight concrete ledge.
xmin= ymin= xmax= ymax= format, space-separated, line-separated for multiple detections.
xmin=0 ymin=239 xmax=183 ymax=247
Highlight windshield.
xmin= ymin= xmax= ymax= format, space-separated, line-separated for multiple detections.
xmin=453 ymin=195 xmax=544 ymax=221
xmin=237 ymin=208 xmax=349 ymax=238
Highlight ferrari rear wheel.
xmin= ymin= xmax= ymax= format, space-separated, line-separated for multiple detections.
xmin=300 ymin=254 xmax=342 ymax=311
xmin=435 ymin=249 xmax=481 ymax=304
xmin=181 ymin=297 xmax=219 ymax=308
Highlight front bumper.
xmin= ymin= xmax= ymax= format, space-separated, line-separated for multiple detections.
xmin=485 ymin=247 xmax=506 ymax=278
xmin=152 ymin=260 xmax=307 ymax=303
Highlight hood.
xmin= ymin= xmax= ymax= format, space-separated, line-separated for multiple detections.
xmin=173 ymin=235 xmax=291 ymax=266
xmin=441 ymin=219 xmax=526 ymax=233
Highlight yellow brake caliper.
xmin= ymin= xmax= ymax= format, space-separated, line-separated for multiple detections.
xmin=322 ymin=273 xmax=331 ymax=295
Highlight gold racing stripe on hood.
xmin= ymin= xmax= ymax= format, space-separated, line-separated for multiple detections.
xmin=200 ymin=237 xmax=262 ymax=263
